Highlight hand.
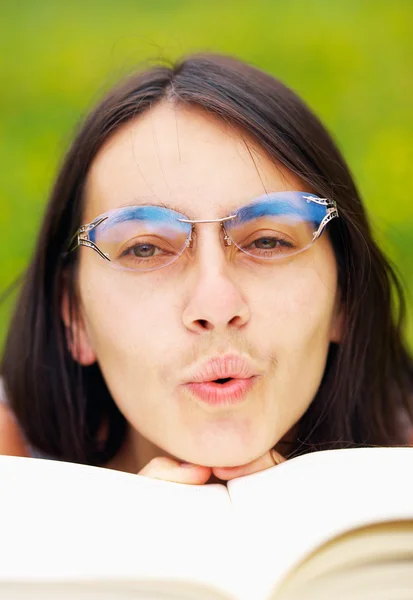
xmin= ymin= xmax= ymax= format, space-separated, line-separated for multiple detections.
xmin=138 ymin=457 xmax=212 ymax=485
xmin=211 ymin=448 xmax=285 ymax=481
xmin=138 ymin=448 xmax=285 ymax=485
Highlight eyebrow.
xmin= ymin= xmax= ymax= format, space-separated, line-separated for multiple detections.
xmin=114 ymin=191 xmax=301 ymax=220
xmin=116 ymin=198 xmax=194 ymax=218
xmin=116 ymin=196 xmax=259 ymax=216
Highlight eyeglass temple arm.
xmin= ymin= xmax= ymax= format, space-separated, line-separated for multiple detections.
xmin=303 ymin=195 xmax=339 ymax=240
xmin=64 ymin=217 xmax=110 ymax=260
xmin=65 ymin=229 xmax=81 ymax=255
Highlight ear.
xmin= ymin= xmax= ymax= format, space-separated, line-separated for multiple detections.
xmin=61 ymin=287 xmax=97 ymax=366
xmin=330 ymin=297 xmax=345 ymax=344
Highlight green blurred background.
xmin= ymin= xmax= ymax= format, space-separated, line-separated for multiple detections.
xmin=1 ymin=0 xmax=412 ymax=350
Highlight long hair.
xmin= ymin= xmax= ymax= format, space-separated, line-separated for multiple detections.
xmin=2 ymin=53 xmax=413 ymax=464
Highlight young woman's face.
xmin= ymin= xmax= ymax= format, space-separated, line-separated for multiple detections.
xmin=74 ymin=101 xmax=342 ymax=467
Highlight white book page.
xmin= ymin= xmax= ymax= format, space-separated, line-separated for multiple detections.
xmin=226 ymin=447 xmax=413 ymax=600
xmin=0 ymin=456 xmax=240 ymax=598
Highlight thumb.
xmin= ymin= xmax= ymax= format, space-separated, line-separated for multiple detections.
xmin=138 ymin=457 xmax=212 ymax=485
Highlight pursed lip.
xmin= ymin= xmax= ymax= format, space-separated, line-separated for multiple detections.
xmin=183 ymin=354 xmax=260 ymax=384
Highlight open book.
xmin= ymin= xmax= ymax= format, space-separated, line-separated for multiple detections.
xmin=1 ymin=448 xmax=413 ymax=600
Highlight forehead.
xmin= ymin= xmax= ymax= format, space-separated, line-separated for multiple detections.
xmin=84 ymin=101 xmax=304 ymax=221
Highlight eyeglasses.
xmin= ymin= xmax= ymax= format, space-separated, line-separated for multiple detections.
xmin=66 ymin=191 xmax=339 ymax=272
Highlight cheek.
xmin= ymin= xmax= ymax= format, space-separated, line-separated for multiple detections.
xmin=79 ymin=264 xmax=177 ymax=369
xmin=251 ymin=255 xmax=338 ymax=399
xmin=253 ymin=260 xmax=337 ymax=344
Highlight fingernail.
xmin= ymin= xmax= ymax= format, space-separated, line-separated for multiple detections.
xmin=180 ymin=462 xmax=195 ymax=467
xmin=270 ymin=449 xmax=285 ymax=465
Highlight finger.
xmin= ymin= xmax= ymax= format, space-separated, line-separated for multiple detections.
xmin=138 ymin=457 xmax=212 ymax=485
xmin=211 ymin=448 xmax=286 ymax=481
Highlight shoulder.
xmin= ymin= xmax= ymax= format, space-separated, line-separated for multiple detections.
xmin=0 ymin=378 xmax=30 ymax=457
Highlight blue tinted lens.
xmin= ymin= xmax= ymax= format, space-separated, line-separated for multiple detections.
xmin=90 ymin=206 xmax=191 ymax=271
xmin=233 ymin=192 xmax=327 ymax=226
xmin=226 ymin=192 xmax=330 ymax=259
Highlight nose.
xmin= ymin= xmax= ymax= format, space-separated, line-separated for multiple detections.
xmin=182 ymin=237 xmax=250 ymax=334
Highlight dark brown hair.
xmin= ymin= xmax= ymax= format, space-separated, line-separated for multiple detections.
xmin=2 ymin=53 xmax=413 ymax=464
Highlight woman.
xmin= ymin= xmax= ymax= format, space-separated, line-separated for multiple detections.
xmin=1 ymin=52 xmax=413 ymax=485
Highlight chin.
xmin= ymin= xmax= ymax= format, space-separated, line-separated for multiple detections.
xmin=188 ymin=447 xmax=262 ymax=468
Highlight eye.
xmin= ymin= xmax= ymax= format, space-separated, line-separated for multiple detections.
xmin=228 ymin=223 xmax=299 ymax=259
xmin=128 ymin=243 xmax=160 ymax=258
xmin=115 ymin=236 xmax=180 ymax=270
xmin=118 ymin=237 xmax=176 ymax=261
xmin=245 ymin=235 xmax=295 ymax=253
xmin=251 ymin=237 xmax=291 ymax=250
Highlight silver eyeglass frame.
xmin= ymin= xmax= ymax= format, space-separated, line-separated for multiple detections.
xmin=65 ymin=195 xmax=339 ymax=264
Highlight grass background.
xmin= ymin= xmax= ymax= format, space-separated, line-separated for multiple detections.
xmin=0 ymin=0 xmax=412 ymax=350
